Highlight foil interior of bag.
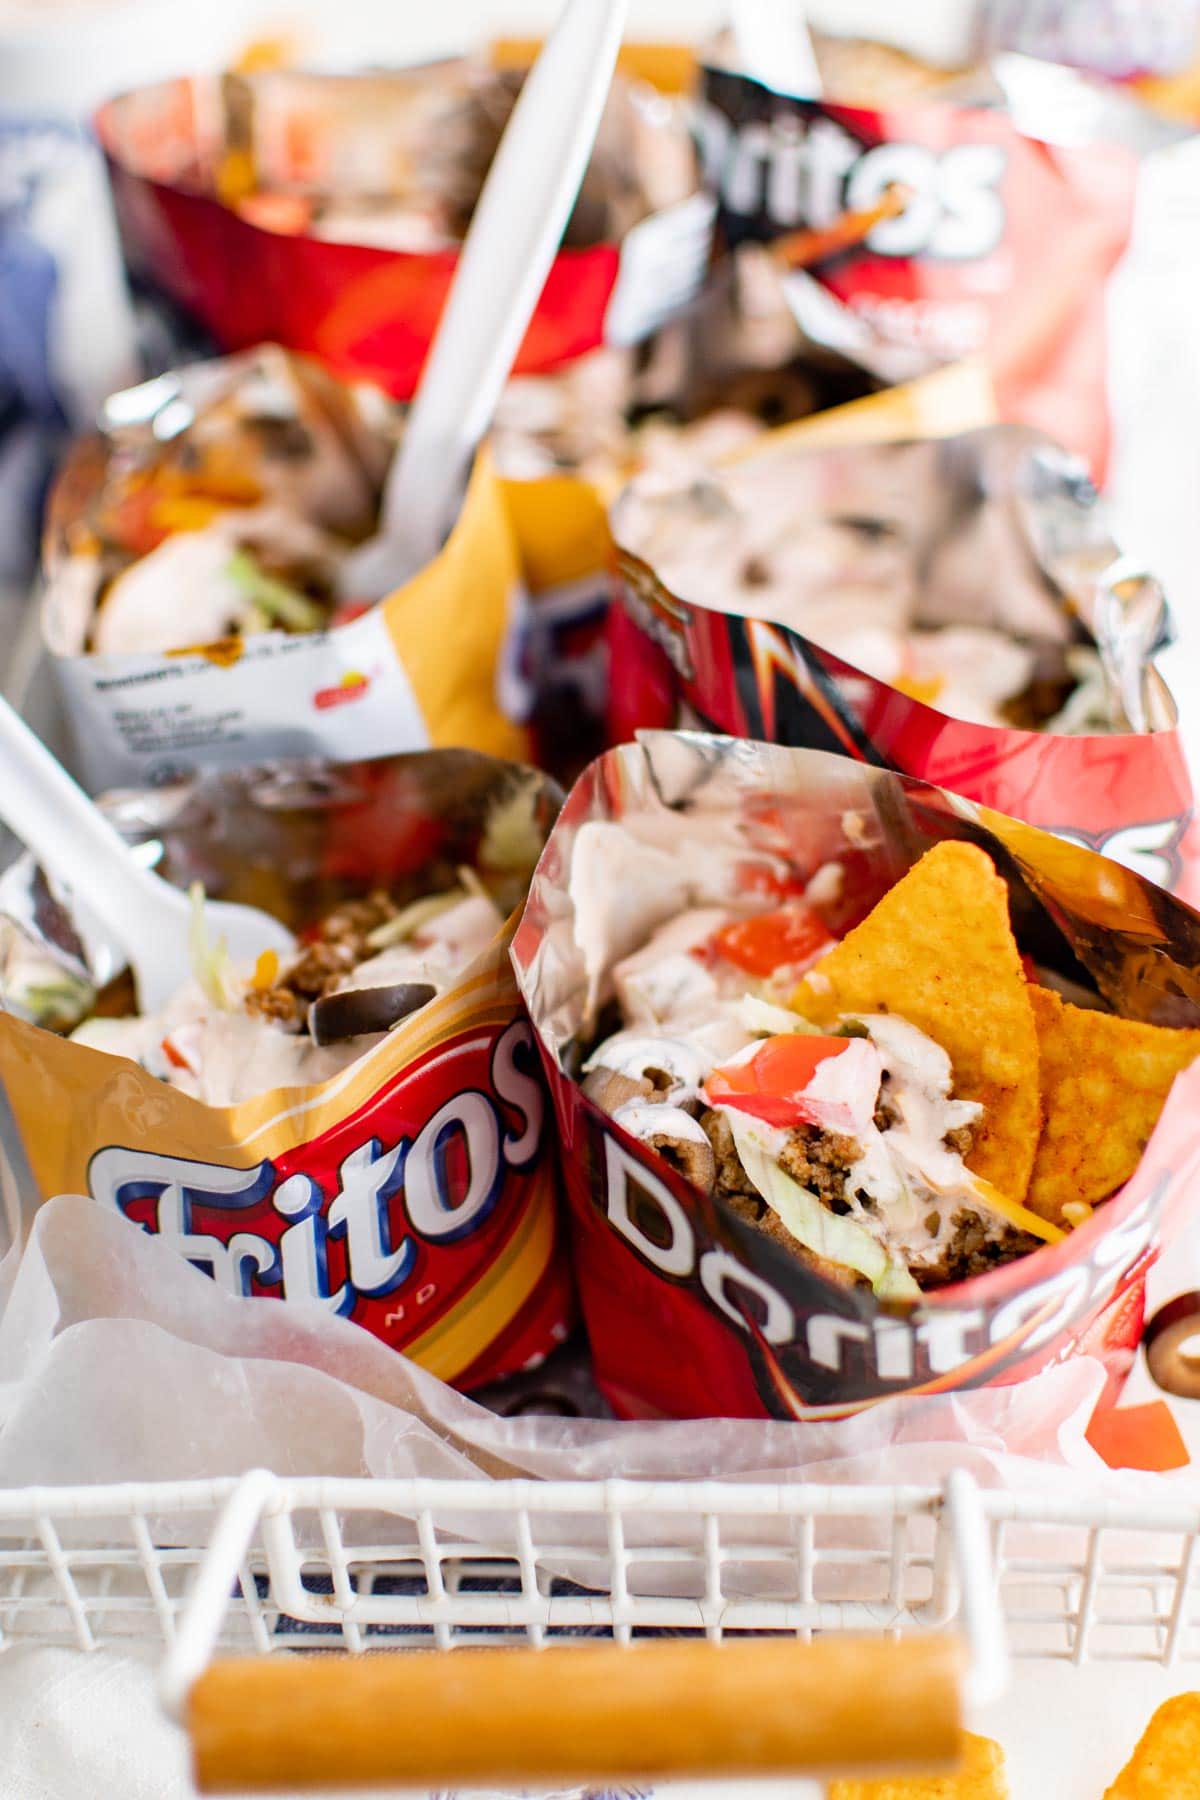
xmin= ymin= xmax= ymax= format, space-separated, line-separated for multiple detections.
xmin=522 ymin=733 xmax=1200 ymax=1057
xmin=612 ymin=422 xmax=1177 ymax=739
xmin=41 ymin=344 xmax=396 ymax=658
xmin=512 ymin=732 xmax=1200 ymax=1415
xmin=0 ymin=747 xmax=560 ymax=1037
xmin=490 ymin=250 xmax=883 ymax=489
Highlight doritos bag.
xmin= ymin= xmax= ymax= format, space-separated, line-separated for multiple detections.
xmin=696 ymin=50 xmax=1188 ymax=482
xmin=512 ymin=732 xmax=1200 ymax=1421
xmin=609 ymin=420 xmax=1200 ymax=907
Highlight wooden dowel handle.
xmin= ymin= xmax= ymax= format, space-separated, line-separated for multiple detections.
xmin=188 ymin=1634 xmax=964 ymax=1793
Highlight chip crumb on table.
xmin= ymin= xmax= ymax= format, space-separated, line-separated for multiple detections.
xmin=1103 ymin=1692 xmax=1200 ymax=1797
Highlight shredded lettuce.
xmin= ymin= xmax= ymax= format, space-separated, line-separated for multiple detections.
xmin=457 ymin=863 xmax=489 ymax=901
xmin=739 ymin=994 xmax=827 ymax=1037
xmin=225 ymin=550 xmax=326 ymax=633
xmin=479 ymin=775 xmax=544 ymax=874
xmin=187 ymin=882 xmax=237 ymax=1010
xmin=364 ymin=889 xmax=465 ymax=951
xmin=726 ymin=1112 xmax=921 ymax=1304
xmin=19 ymin=979 xmax=97 ymax=1029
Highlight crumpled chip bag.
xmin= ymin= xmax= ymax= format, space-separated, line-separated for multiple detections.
xmin=511 ymin=731 xmax=1200 ymax=1421
xmin=513 ymin=359 xmax=997 ymax=781
xmin=40 ymin=346 xmax=537 ymax=792
xmin=94 ymin=52 xmax=711 ymax=400
xmin=610 ymin=420 xmax=1200 ymax=908
xmin=696 ymin=45 xmax=1189 ymax=483
xmin=0 ymin=749 xmax=573 ymax=1391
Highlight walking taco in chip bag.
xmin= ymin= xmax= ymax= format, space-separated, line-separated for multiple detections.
xmin=0 ymin=748 xmax=572 ymax=1390
xmin=96 ymin=56 xmax=711 ymax=399
xmin=511 ymin=732 xmax=1200 ymax=1420
xmin=610 ymin=424 xmax=1200 ymax=905
xmin=695 ymin=46 xmax=1189 ymax=480
xmin=41 ymin=347 xmax=531 ymax=791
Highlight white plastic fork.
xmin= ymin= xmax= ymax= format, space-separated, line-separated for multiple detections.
xmin=341 ymin=0 xmax=629 ymax=601
xmin=0 ymin=694 xmax=295 ymax=1014
xmin=731 ymin=0 xmax=823 ymax=96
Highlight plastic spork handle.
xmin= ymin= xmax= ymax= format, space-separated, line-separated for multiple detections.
xmin=374 ymin=0 xmax=629 ymax=571
xmin=0 ymin=690 xmax=162 ymax=945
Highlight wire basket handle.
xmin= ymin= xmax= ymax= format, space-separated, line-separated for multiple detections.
xmin=166 ymin=1469 xmax=1007 ymax=1792
xmin=187 ymin=1631 xmax=965 ymax=1792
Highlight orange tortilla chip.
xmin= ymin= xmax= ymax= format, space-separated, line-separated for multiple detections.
xmin=792 ymin=842 xmax=1040 ymax=1201
xmin=1028 ymin=987 xmax=1200 ymax=1222
xmin=828 ymin=1731 xmax=1008 ymax=1798
xmin=1104 ymin=1693 xmax=1200 ymax=1797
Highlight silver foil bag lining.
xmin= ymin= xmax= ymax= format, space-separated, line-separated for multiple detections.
xmin=612 ymin=422 xmax=1176 ymax=734
xmin=0 ymin=749 xmax=559 ymax=1032
xmin=518 ymin=731 xmax=1200 ymax=1071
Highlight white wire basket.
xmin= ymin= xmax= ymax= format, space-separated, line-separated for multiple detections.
xmin=5 ymin=1467 xmax=1200 ymax=1791
xmin=5 ymin=1469 xmax=1200 ymax=1673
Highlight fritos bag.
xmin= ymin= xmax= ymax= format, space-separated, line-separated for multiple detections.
xmin=610 ymin=422 xmax=1200 ymax=906
xmin=0 ymin=749 xmax=572 ymax=1390
xmin=511 ymin=731 xmax=1200 ymax=1421
xmin=696 ymin=52 xmax=1190 ymax=481
xmin=41 ymin=349 xmax=531 ymax=791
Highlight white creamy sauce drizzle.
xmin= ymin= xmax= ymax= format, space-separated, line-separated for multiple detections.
xmin=616 ymin=456 xmax=1056 ymax=728
xmin=829 ymin=1014 xmax=997 ymax=1273
xmin=611 ymin=1101 xmax=712 ymax=1148
xmin=587 ymin=910 xmax=1011 ymax=1279
xmin=582 ymin=1032 xmax=712 ymax=1101
xmin=70 ymin=893 xmax=501 ymax=1107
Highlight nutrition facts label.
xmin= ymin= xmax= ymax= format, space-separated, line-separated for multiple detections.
xmin=56 ymin=606 xmax=430 ymax=789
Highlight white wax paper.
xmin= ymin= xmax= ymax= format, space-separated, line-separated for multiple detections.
xmin=3 ymin=1195 xmax=1198 ymax=1559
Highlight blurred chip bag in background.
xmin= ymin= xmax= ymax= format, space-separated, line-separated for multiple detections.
xmin=0 ymin=120 xmax=137 ymax=584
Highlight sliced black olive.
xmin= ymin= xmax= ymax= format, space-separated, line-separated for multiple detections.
xmin=308 ymin=982 xmax=437 ymax=1046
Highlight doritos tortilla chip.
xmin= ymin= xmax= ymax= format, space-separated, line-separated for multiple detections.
xmin=1028 ymin=987 xmax=1200 ymax=1222
xmin=791 ymin=842 xmax=1041 ymax=1201
xmin=827 ymin=1731 xmax=1008 ymax=1798
xmin=1104 ymin=1693 xmax=1200 ymax=1797
xmin=583 ymin=834 xmax=1059 ymax=1307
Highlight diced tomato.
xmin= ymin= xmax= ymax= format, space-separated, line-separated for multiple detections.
xmin=1086 ymin=1400 xmax=1190 ymax=1473
xmin=709 ymin=905 xmax=834 ymax=977
xmin=160 ymin=1036 xmax=194 ymax=1073
xmin=329 ymin=599 xmax=373 ymax=629
xmin=734 ymin=861 xmax=809 ymax=902
xmin=706 ymin=1033 xmax=851 ymax=1129
xmin=106 ymin=484 xmax=173 ymax=558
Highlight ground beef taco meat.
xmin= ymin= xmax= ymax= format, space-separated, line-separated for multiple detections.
xmin=582 ymin=882 xmax=1061 ymax=1300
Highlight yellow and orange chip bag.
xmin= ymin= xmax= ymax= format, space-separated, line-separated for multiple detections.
xmin=791 ymin=842 xmax=1041 ymax=1201
xmin=827 ymin=1730 xmax=1008 ymax=1799
xmin=1104 ymin=1693 xmax=1200 ymax=1797
xmin=1028 ymin=988 xmax=1200 ymax=1222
